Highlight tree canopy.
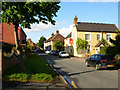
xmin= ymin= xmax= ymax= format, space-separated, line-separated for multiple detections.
xmin=53 ymin=39 xmax=64 ymax=51
xmin=38 ymin=36 xmax=46 ymax=48
xmin=2 ymin=2 xmax=60 ymax=28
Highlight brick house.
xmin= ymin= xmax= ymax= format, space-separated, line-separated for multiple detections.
xmin=44 ymin=30 xmax=65 ymax=51
xmin=65 ymin=16 xmax=119 ymax=57
xmin=1 ymin=23 xmax=27 ymax=46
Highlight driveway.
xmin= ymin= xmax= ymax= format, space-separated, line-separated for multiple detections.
xmin=39 ymin=53 xmax=118 ymax=89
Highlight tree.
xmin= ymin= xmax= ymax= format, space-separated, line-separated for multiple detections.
xmin=76 ymin=38 xmax=88 ymax=52
xmin=99 ymin=38 xmax=109 ymax=46
xmin=53 ymin=39 xmax=64 ymax=51
xmin=2 ymin=2 xmax=60 ymax=71
xmin=38 ymin=36 xmax=46 ymax=48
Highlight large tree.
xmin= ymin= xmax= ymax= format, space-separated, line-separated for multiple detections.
xmin=38 ymin=36 xmax=46 ymax=48
xmin=2 ymin=1 xmax=60 ymax=71
xmin=53 ymin=39 xmax=64 ymax=51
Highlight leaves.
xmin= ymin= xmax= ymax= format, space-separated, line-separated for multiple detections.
xmin=38 ymin=36 xmax=46 ymax=48
xmin=76 ymin=38 xmax=88 ymax=51
xmin=2 ymin=2 xmax=60 ymax=28
xmin=53 ymin=39 xmax=64 ymax=50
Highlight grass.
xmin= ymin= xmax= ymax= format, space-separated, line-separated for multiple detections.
xmin=3 ymin=54 xmax=58 ymax=82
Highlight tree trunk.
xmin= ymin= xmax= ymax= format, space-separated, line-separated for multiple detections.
xmin=14 ymin=24 xmax=25 ymax=72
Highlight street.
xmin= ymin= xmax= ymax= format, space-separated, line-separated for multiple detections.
xmin=39 ymin=53 xmax=118 ymax=88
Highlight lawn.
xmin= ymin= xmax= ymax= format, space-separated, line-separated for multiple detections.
xmin=3 ymin=54 xmax=58 ymax=82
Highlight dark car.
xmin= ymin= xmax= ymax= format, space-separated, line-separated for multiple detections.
xmin=85 ymin=54 xmax=117 ymax=70
xmin=54 ymin=50 xmax=59 ymax=56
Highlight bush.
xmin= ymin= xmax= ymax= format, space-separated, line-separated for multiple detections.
xmin=76 ymin=38 xmax=88 ymax=52
xmin=3 ymin=44 xmax=12 ymax=53
xmin=31 ymin=73 xmax=53 ymax=82
xmin=100 ymin=47 xmax=108 ymax=55
xmin=3 ymin=73 xmax=28 ymax=82
xmin=100 ymin=46 xmax=118 ymax=57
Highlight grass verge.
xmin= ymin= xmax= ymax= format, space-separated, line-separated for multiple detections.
xmin=3 ymin=54 xmax=58 ymax=82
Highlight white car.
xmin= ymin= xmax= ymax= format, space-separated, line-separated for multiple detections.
xmin=45 ymin=50 xmax=50 ymax=54
xmin=59 ymin=51 xmax=70 ymax=58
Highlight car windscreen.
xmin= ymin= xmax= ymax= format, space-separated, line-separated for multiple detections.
xmin=61 ymin=52 xmax=67 ymax=54
xmin=101 ymin=55 xmax=113 ymax=60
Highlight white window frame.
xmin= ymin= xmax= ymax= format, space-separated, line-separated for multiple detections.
xmin=85 ymin=33 xmax=91 ymax=41
xmin=106 ymin=33 xmax=112 ymax=41
xmin=97 ymin=33 xmax=101 ymax=41
xmin=87 ymin=43 xmax=91 ymax=52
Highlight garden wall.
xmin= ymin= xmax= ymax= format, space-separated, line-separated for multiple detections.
xmin=2 ymin=53 xmax=27 ymax=73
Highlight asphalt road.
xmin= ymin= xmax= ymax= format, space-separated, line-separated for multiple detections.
xmin=39 ymin=53 xmax=118 ymax=89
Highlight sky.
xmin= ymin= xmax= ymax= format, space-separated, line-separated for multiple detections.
xmin=23 ymin=1 xmax=119 ymax=43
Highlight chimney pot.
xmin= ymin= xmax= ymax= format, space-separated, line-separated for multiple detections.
xmin=51 ymin=33 xmax=54 ymax=36
xmin=74 ymin=16 xmax=78 ymax=24
xmin=56 ymin=30 xmax=59 ymax=34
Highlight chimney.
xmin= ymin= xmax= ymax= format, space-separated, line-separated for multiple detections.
xmin=28 ymin=38 xmax=31 ymax=41
xmin=74 ymin=16 xmax=78 ymax=25
xmin=51 ymin=33 xmax=54 ymax=36
xmin=56 ymin=30 xmax=59 ymax=34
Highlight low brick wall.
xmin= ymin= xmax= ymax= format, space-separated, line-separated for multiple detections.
xmin=2 ymin=53 xmax=27 ymax=73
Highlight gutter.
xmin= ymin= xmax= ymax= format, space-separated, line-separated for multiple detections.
xmin=44 ymin=58 xmax=78 ymax=89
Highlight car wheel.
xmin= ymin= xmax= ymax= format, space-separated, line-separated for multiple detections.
xmin=96 ymin=64 xmax=101 ymax=70
xmin=85 ymin=61 xmax=89 ymax=67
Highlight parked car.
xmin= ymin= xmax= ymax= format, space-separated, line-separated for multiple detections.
xmin=50 ymin=50 xmax=54 ymax=55
xmin=59 ymin=51 xmax=70 ymax=58
xmin=85 ymin=54 xmax=117 ymax=70
xmin=45 ymin=50 xmax=50 ymax=54
xmin=54 ymin=50 xmax=59 ymax=56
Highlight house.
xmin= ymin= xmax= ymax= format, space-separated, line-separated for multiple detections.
xmin=65 ymin=16 xmax=119 ymax=57
xmin=28 ymin=38 xmax=35 ymax=47
xmin=1 ymin=23 xmax=27 ymax=46
xmin=44 ymin=30 xmax=65 ymax=51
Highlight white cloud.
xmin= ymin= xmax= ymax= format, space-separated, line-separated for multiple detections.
xmin=62 ymin=0 xmax=119 ymax=1
xmin=24 ymin=22 xmax=55 ymax=33
xmin=59 ymin=24 xmax=73 ymax=37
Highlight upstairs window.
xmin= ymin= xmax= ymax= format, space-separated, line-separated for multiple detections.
xmin=106 ymin=34 xmax=111 ymax=41
xmin=97 ymin=34 xmax=101 ymax=40
xmin=85 ymin=34 xmax=91 ymax=41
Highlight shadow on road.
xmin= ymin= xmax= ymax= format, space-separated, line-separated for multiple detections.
xmin=67 ymin=70 xmax=96 ymax=76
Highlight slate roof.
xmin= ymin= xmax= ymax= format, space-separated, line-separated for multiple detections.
xmin=76 ymin=22 xmax=119 ymax=33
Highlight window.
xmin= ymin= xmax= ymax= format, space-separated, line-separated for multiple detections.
xmin=97 ymin=34 xmax=101 ymax=40
xmin=85 ymin=34 xmax=91 ymax=41
xmin=106 ymin=34 xmax=111 ymax=41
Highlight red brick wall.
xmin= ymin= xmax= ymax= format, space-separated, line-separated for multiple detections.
xmin=2 ymin=23 xmax=15 ymax=45
xmin=2 ymin=23 xmax=26 ymax=45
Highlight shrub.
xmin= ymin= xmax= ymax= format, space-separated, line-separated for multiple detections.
xmin=76 ymin=38 xmax=88 ymax=52
xmin=3 ymin=44 xmax=12 ymax=53
xmin=100 ymin=46 xmax=118 ymax=57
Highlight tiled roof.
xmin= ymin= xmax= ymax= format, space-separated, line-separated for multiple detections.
xmin=45 ymin=32 xmax=64 ymax=43
xmin=76 ymin=22 xmax=119 ymax=33
xmin=95 ymin=42 xmax=105 ymax=47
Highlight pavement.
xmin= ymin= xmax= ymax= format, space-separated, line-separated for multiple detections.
xmin=39 ymin=53 xmax=118 ymax=89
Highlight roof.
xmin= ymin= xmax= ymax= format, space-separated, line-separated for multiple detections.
xmin=45 ymin=33 xmax=64 ymax=43
xmin=45 ymin=34 xmax=55 ymax=42
xmin=66 ymin=32 xmax=71 ymax=39
xmin=95 ymin=42 xmax=105 ymax=47
xmin=76 ymin=22 xmax=119 ymax=33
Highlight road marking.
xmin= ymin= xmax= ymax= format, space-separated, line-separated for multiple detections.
xmin=71 ymin=80 xmax=78 ymax=88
